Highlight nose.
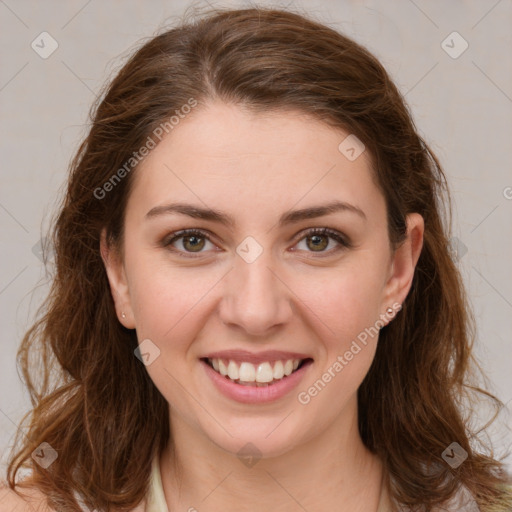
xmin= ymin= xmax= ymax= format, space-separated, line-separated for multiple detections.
xmin=218 ymin=250 xmax=294 ymax=337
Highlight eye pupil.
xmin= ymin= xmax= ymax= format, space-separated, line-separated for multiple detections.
xmin=184 ymin=235 xmax=205 ymax=251
xmin=308 ymin=234 xmax=328 ymax=251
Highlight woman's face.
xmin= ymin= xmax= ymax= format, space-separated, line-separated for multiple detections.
xmin=103 ymin=100 xmax=423 ymax=458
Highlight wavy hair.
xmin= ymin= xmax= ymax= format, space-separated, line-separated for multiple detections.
xmin=5 ymin=6 xmax=512 ymax=511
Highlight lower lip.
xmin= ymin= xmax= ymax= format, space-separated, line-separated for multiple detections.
xmin=201 ymin=359 xmax=313 ymax=404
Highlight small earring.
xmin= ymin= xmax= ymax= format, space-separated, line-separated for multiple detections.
xmin=121 ymin=312 xmax=126 ymax=319
xmin=386 ymin=307 xmax=393 ymax=315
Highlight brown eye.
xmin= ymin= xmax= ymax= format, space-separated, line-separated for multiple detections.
xmin=181 ymin=234 xmax=206 ymax=252
xmin=294 ymin=227 xmax=351 ymax=255
xmin=306 ymin=233 xmax=329 ymax=251
xmin=164 ymin=229 xmax=215 ymax=255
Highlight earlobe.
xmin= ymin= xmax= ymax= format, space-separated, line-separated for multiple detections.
xmin=381 ymin=213 xmax=424 ymax=313
xmin=99 ymin=228 xmax=135 ymax=328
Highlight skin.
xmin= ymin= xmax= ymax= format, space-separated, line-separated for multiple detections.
xmin=101 ymin=101 xmax=424 ymax=512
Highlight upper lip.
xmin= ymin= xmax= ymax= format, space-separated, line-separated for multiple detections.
xmin=201 ymin=350 xmax=313 ymax=365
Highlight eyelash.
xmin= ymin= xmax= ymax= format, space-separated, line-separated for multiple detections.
xmin=162 ymin=227 xmax=352 ymax=258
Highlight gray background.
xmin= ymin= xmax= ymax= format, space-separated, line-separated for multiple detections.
xmin=1 ymin=0 xmax=511 ymax=478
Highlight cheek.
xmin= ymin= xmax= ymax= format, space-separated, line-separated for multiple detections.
xmin=298 ymin=259 xmax=385 ymax=346
xmin=128 ymin=261 xmax=214 ymax=341
xmin=125 ymin=260 xmax=217 ymax=404
xmin=293 ymin=267 xmax=383 ymax=414
xmin=127 ymin=250 xmax=385 ymax=348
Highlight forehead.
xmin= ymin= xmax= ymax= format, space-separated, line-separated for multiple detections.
xmin=127 ymin=101 xmax=385 ymax=227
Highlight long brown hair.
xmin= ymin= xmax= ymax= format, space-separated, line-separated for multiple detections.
xmin=5 ymin=6 xmax=511 ymax=511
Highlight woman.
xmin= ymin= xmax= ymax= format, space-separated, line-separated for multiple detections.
xmin=2 ymin=6 xmax=511 ymax=512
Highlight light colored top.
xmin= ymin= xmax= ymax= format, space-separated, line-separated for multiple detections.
xmin=145 ymin=454 xmax=169 ymax=512
xmin=144 ymin=454 xmax=483 ymax=511
xmin=0 ymin=455 xmax=487 ymax=512
xmin=144 ymin=455 xmax=393 ymax=512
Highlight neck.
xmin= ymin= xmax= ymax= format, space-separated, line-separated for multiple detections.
xmin=159 ymin=395 xmax=384 ymax=511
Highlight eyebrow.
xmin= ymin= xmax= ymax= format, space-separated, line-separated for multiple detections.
xmin=145 ymin=200 xmax=367 ymax=227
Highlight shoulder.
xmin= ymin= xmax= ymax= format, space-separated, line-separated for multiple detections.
xmin=0 ymin=481 xmax=54 ymax=512
xmin=0 ymin=481 xmax=148 ymax=512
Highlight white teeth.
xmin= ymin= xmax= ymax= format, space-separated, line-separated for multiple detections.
xmin=256 ymin=362 xmax=274 ymax=383
xmin=218 ymin=359 xmax=228 ymax=376
xmin=284 ymin=359 xmax=294 ymax=376
xmin=207 ymin=357 xmax=304 ymax=384
xmin=227 ymin=360 xmax=239 ymax=380
xmin=239 ymin=362 xmax=256 ymax=381
xmin=273 ymin=360 xmax=284 ymax=379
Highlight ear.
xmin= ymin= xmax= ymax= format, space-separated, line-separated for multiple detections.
xmin=100 ymin=228 xmax=136 ymax=328
xmin=380 ymin=213 xmax=424 ymax=322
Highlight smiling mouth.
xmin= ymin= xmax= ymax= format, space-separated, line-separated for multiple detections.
xmin=201 ymin=357 xmax=313 ymax=387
